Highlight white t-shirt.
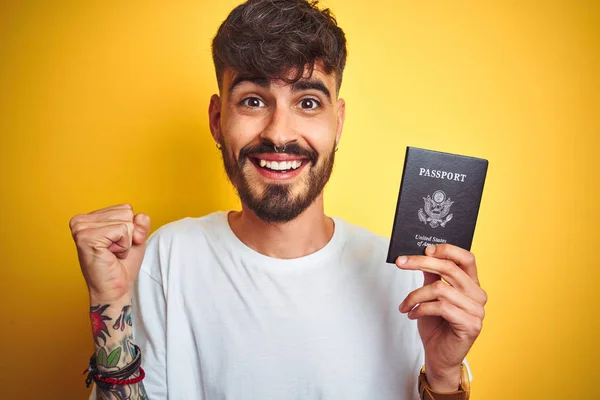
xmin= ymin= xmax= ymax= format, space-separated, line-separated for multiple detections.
xmin=109 ymin=212 xmax=431 ymax=399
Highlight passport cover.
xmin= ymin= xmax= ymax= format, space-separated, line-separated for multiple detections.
xmin=386 ymin=147 xmax=488 ymax=263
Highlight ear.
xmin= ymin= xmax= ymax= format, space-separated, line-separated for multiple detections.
xmin=335 ymin=98 xmax=346 ymax=148
xmin=208 ymin=94 xmax=222 ymax=145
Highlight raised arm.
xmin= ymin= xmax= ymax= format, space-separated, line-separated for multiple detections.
xmin=70 ymin=204 xmax=150 ymax=399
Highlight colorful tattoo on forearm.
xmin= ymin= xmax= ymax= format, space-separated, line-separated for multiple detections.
xmin=90 ymin=304 xmax=147 ymax=399
xmin=113 ymin=305 xmax=132 ymax=331
xmin=96 ymin=347 xmax=122 ymax=369
xmin=97 ymin=384 xmax=148 ymax=400
xmin=90 ymin=304 xmax=112 ymax=346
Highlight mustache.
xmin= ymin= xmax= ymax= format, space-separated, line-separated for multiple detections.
xmin=239 ymin=141 xmax=318 ymax=165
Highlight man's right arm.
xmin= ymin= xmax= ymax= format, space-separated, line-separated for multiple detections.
xmin=70 ymin=204 xmax=151 ymax=400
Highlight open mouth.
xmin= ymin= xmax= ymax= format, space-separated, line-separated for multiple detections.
xmin=248 ymin=156 xmax=310 ymax=179
xmin=252 ymin=157 xmax=305 ymax=173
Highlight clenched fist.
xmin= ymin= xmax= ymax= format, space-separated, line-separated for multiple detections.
xmin=69 ymin=204 xmax=150 ymax=303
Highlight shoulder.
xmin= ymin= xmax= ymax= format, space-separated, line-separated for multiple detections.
xmin=140 ymin=211 xmax=228 ymax=281
xmin=148 ymin=211 xmax=227 ymax=243
xmin=333 ymin=217 xmax=422 ymax=292
xmin=145 ymin=211 xmax=231 ymax=254
xmin=334 ymin=217 xmax=390 ymax=257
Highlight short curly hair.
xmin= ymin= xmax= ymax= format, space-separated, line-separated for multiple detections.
xmin=212 ymin=0 xmax=348 ymax=93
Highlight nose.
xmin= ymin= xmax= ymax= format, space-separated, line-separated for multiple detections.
xmin=259 ymin=104 xmax=297 ymax=147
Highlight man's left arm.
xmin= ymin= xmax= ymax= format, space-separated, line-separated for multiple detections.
xmin=396 ymin=244 xmax=487 ymax=397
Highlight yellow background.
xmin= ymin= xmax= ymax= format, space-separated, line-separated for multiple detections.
xmin=0 ymin=1 xmax=598 ymax=398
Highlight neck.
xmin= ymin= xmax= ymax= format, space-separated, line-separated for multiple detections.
xmin=228 ymin=195 xmax=334 ymax=259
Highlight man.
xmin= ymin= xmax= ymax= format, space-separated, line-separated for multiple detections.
xmin=71 ymin=1 xmax=487 ymax=399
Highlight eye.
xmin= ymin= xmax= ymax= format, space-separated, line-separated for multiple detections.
xmin=241 ymin=97 xmax=265 ymax=108
xmin=298 ymin=98 xmax=321 ymax=110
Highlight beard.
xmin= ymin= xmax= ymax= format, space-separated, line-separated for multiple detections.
xmin=221 ymin=140 xmax=336 ymax=223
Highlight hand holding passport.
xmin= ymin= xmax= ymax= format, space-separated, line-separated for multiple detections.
xmin=387 ymin=147 xmax=488 ymax=262
xmin=390 ymin=147 xmax=488 ymax=394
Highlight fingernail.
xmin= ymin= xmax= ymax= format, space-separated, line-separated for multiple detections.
xmin=397 ymin=256 xmax=408 ymax=266
xmin=399 ymin=301 xmax=405 ymax=312
xmin=425 ymin=245 xmax=436 ymax=255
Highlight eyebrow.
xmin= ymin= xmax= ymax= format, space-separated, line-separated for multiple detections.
xmin=228 ymin=76 xmax=270 ymax=95
xmin=292 ymin=80 xmax=332 ymax=103
xmin=228 ymin=76 xmax=333 ymax=103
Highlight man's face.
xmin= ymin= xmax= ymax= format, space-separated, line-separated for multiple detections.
xmin=209 ymin=64 xmax=345 ymax=223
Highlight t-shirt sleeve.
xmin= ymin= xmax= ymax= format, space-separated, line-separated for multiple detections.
xmin=131 ymin=233 xmax=168 ymax=398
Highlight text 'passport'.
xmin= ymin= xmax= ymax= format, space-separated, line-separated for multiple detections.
xmin=386 ymin=147 xmax=488 ymax=263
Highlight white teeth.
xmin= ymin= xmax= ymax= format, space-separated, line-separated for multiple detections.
xmin=258 ymin=159 xmax=303 ymax=171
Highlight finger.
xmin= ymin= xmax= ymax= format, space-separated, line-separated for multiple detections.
xmin=75 ymin=223 xmax=134 ymax=260
xmin=125 ymin=215 xmax=150 ymax=270
xmin=422 ymin=271 xmax=439 ymax=286
xmin=396 ymin=254 xmax=472 ymax=291
xmin=108 ymin=223 xmax=134 ymax=260
xmin=400 ymin=280 xmax=485 ymax=320
xmin=425 ymin=244 xmax=480 ymax=285
xmin=70 ymin=209 xmax=135 ymax=232
xmin=397 ymin=255 xmax=487 ymax=305
xmin=89 ymin=204 xmax=133 ymax=214
xmin=85 ymin=207 xmax=135 ymax=224
xmin=71 ymin=220 xmax=135 ymax=237
xmin=408 ymin=300 xmax=483 ymax=339
xmin=132 ymin=213 xmax=151 ymax=245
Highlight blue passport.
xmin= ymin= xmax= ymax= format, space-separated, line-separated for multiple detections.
xmin=386 ymin=147 xmax=488 ymax=263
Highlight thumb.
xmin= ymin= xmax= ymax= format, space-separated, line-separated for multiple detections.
xmin=132 ymin=213 xmax=151 ymax=245
xmin=125 ymin=213 xmax=151 ymax=270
